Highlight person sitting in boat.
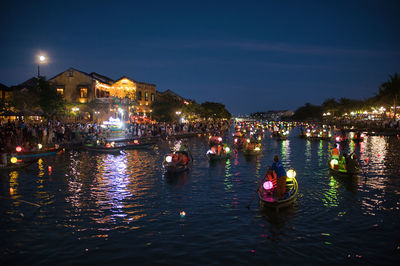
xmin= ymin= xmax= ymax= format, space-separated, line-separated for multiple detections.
xmin=270 ymin=155 xmax=287 ymax=200
xmin=332 ymin=147 xmax=339 ymax=160
xmin=344 ymin=153 xmax=357 ymax=173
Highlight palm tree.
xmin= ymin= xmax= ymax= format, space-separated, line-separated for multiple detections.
xmin=378 ymin=73 xmax=400 ymax=118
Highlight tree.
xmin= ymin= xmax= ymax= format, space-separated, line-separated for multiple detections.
xmin=293 ymin=103 xmax=323 ymax=121
xmin=199 ymin=102 xmax=231 ymax=120
xmin=151 ymin=93 xmax=184 ymax=122
xmin=36 ymin=77 xmax=66 ymax=118
xmin=378 ymin=73 xmax=400 ymax=118
xmin=181 ymin=101 xmax=202 ymax=121
xmin=322 ymin=98 xmax=338 ymax=115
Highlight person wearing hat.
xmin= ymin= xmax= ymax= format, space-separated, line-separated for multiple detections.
xmin=270 ymin=155 xmax=287 ymax=200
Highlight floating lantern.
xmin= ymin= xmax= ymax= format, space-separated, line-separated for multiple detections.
xmin=16 ymin=146 xmax=22 ymax=152
xmin=336 ymin=136 xmax=340 ymax=142
xmin=225 ymin=147 xmax=230 ymax=153
xmin=247 ymin=139 xmax=250 ymax=143
xmin=263 ymin=181 xmax=273 ymax=190
xmin=110 ymin=142 xmax=115 ymax=147
xmin=134 ymin=139 xmax=139 ymax=144
xmin=254 ymin=146 xmax=261 ymax=151
xmin=234 ymin=139 xmax=238 ymax=143
xmin=105 ymin=143 xmax=111 ymax=148
xmin=38 ymin=143 xmax=43 ymax=150
xmin=10 ymin=157 xmax=18 ymax=164
xmin=330 ymin=159 xmax=338 ymax=169
xmin=180 ymin=211 xmax=186 ymax=218
xmin=165 ymin=156 xmax=172 ymax=163
xmin=287 ymin=169 xmax=297 ymax=179
xmin=218 ymin=137 xmax=222 ymax=142
xmin=48 ymin=166 xmax=52 ymax=172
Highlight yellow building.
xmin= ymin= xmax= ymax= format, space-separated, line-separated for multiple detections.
xmin=49 ymin=68 xmax=156 ymax=119
xmin=112 ymin=77 xmax=156 ymax=116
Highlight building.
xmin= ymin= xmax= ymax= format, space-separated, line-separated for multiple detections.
xmin=49 ymin=68 xmax=156 ymax=120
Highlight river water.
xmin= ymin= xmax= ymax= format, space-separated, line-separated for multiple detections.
xmin=1 ymin=128 xmax=399 ymax=265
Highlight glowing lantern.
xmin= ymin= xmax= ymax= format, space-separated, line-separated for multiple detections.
xmin=330 ymin=159 xmax=338 ymax=169
xmin=166 ymin=156 xmax=172 ymax=163
xmin=105 ymin=143 xmax=111 ymax=148
xmin=287 ymin=169 xmax=297 ymax=179
xmin=247 ymin=139 xmax=250 ymax=143
xmin=180 ymin=211 xmax=186 ymax=218
xmin=336 ymin=136 xmax=340 ymax=142
xmin=263 ymin=181 xmax=273 ymax=190
xmin=16 ymin=146 xmax=22 ymax=152
xmin=225 ymin=147 xmax=230 ymax=153
xmin=48 ymin=166 xmax=52 ymax=172
xmin=38 ymin=143 xmax=43 ymax=150
xmin=218 ymin=137 xmax=222 ymax=142
xmin=234 ymin=139 xmax=238 ymax=143
xmin=10 ymin=157 xmax=18 ymax=164
xmin=254 ymin=146 xmax=261 ymax=151
xmin=306 ymin=133 xmax=311 ymax=137
xmin=134 ymin=139 xmax=139 ymax=144
xmin=110 ymin=142 xmax=115 ymax=147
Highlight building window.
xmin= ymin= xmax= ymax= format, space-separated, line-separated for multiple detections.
xmin=69 ymin=70 xmax=74 ymax=77
xmin=137 ymin=91 xmax=142 ymax=101
xmin=145 ymin=91 xmax=149 ymax=101
xmin=57 ymin=88 xmax=64 ymax=95
xmin=151 ymin=93 xmax=155 ymax=102
xmin=80 ymin=88 xmax=88 ymax=98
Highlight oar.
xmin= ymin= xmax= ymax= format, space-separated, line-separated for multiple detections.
xmin=246 ymin=185 xmax=260 ymax=209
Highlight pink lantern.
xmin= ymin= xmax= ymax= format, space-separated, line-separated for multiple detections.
xmin=16 ymin=146 xmax=22 ymax=152
xmin=263 ymin=181 xmax=273 ymax=190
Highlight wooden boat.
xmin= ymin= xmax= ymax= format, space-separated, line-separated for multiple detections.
xmin=207 ymin=152 xmax=231 ymax=160
xmin=14 ymin=147 xmax=64 ymax=159
xmin=85 ymin=143 xmax=125 ymax=154
xmin=125 ymin=141 xmax=156 ymax=150
xmin=329 ymin=156 xmax=360 ymax=176
xmin=243 ymin=147 xmax=262 ymax=156
xmin=329 ymin=164 xmax=359 ymax=176
xmin=0 ymin=160 xmax=36 ymax=172
xmin=163 ymin=151 xmax=193 ymax=174
xmin=258 ymin=177 xmax=298 ymax=212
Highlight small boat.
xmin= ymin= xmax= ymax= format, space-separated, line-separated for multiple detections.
xmin=243 ymin=146 xmax=262 ymax=156
xmin=125 ymin=140 xmax=156 ymax=150
xmin=13 ymin=147 xmax=64 ymax=159
xmin=85 ymin=143 xmax=125 ymax=154
xmin=329 ymin=156 xmax=360 ymax=176
xmin=0 ymin=160 xmax=36 ymax=172
xmin=258 ymin=176 xmax=298 ymax=212
xmin=163 ymin=151 xmax=193 ymax=174
xmin=207 ymin=152 xmax=231 ymax=160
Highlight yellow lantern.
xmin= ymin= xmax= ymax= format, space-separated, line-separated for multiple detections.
xmin=287 ymin=169 xmax=296 ymax=179
xmin=38 ymin=143 xmax=43 ymax=149
xmin=10 ymin=157 xmax=18 ymax=164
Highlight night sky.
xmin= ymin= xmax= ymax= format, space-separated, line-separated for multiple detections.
xmin=1 ymin=0 xmax=399 ymax=115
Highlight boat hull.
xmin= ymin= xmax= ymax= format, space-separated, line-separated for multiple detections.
xmin=258 ymin=177 xmax=298 ymax=212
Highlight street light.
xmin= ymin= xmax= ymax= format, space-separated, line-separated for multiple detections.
xmin=37 ymin=54 xmax=47 ymax=77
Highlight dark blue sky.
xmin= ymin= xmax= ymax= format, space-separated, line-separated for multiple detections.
xmin=1 ymin=0 xmax=399 ymax=115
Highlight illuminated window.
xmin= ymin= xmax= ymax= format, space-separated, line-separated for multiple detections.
xmin=151 ymin=93 xmax=155 ymax=101
xmin=145 ymin=91 xmax=149 ymax=101
xmin=57 ymin=88 xmax=64 ymax=95
xmin=137 ymin=91 xmax=142 ymax=101
xmin=80 ymin=88 xmax=88 ymax=98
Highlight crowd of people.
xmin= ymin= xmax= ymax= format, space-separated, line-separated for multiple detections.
xmin=0 ymin=118 xmax=231 ymax=153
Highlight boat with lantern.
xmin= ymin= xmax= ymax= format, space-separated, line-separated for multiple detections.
xmin=329 ymin=154 xmax=359 ymax=176
xmin=125 ymin=139 xmax=157 ymax=150
xmin=11 ymin=144 xmax=64 ymax=159
xmin=206 ymin=146 xmax=232 ymax=160
xmin=163 ymin=151 xmax=193 ymax=174
xmin=243 ymin=143 xmax=262 ymax=156
xmin=0 ymin=155 xmax=36 ymax=172
xmin=276 ymin=130 xmax=289 ymax=140
xmin=258 ymin=169 xmax=298 ymax=212
xmin=85 ymin=141 xmax=126 ymax=154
